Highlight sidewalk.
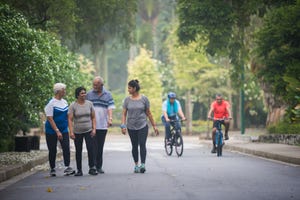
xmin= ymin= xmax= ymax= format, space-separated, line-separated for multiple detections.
xmin=200 ymin=133 xmax=300 ymax=165
xmin=1 ymin=131 xmax=300 ymax=184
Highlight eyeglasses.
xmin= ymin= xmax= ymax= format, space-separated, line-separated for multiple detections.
xmin=216 ymin=98 xmax=222 ymax=101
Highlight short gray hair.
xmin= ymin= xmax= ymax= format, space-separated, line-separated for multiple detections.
xmin=53 ymin=83 xmax=66 ymax=94
xmin=94 ymin=76 xmax=104 ymax=83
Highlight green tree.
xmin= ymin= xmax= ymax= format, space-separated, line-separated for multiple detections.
xmin=127 ymin=47 xmax=163 ymax=123
xmin=0 ymin=5 xmax=91 ymax=151
xmin=75 ymin=0 xmax=137 ymax=81
xmin=0 ymin=0 xmax=78 ymax=42
xmin=166 ymin=23 xmax=229 ymax=133
xmin=253 ymin=0 xmax=300 ymax=124
xmin=176 ymin=0 xmax=270 ymax=131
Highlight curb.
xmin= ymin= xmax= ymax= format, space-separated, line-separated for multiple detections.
xmin=0 ymin=155 xmax=48 ymax=183
xmin=224 ymin=145 xmax=300 ymax=165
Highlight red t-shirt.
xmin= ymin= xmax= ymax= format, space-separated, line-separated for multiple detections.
xmin=211 ymin=100 xmax=230 ymax=119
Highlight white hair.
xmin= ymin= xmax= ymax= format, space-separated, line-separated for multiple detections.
xmin=53 ymin=83 xmax=66 ymax=94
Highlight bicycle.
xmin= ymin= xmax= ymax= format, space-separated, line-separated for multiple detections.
xmin=164 ymin=119 xmax=184 ymax=157
xmin=209 ymin=117 xmax=225 ymax=157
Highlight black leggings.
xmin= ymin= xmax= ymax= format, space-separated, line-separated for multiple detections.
xmin=74 ymin=132 xmax=95 ymax=171
xmin=128 ymin=125 xmax=148 ymax=164
xmin=46 ymin=133 xmax=70 ymax=169
xmin=94 ymin=130 xmax=107 ymax=169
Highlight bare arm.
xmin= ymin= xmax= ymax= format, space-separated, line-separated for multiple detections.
xmin=121 ymin=108 xmax=127 ymax=135
xmin=226 ymin=106 xmax=232 ymax=119
xmin=163 ymin=111 xmax=169 ymax=122
xmin=178 ymin=107 xmax=186 ymax=120
xmin=47 ymin=116 xmax=63 ymax=140
xmin=91 ymin=110 xmax=96 ymax=137
xmin=107 ymin=108 xmax=113 ymax=126
xmin=67 ymin=113 xmax=75 ymax=140
xmin=146 ymin=108 xmax=159 ymax=136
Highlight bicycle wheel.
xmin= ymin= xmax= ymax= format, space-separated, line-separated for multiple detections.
xmin=175 ymin=134 xmax=183 ymax=157
xmin=216 ymin=132 xmax=222 ymax=157
xmin=164 ymin=138 xmax=173 ymax=156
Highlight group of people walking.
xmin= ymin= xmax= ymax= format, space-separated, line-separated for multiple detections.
xmin=45 ymin=76 xmax=232 ymax=176
xmin=44 ymin=77 xmax=115 ymax=176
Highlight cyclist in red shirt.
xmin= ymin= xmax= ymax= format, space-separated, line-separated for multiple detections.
xmin=207 ymin=94 xmax=232 ymax=153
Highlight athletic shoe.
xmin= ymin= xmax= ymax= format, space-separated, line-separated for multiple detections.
xmin=64 ymin=166 xmax=75 ymax=175
xmin=88 ymin=168 xmax=98 ymax=175
xmin=140 ymin=163 xmax=146 ymax=173
xmin=97 ymin=168 xmax=105 ymax=174
xmin=74 ymin=171 xmax=83 ymax=176
xmin=134 ymin=165 xmax=140 ymax=173
xmin=50 ymin=169 xmax=56 ymax=177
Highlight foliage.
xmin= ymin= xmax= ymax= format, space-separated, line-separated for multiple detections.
xmin=75 ymin=0 xmax=137 ymax=52
xmin=176 ymin=0 xmax=262 ymax=87
xmin=0 ymin=0 xmax=78 ymax=41
xmin=267 ymin=121 xmax=300 ymax=134
xmin=254 ymin=1 xmax=300 ymax=123
xmin=0 ymin=5 xmax=91 ymax=151
xmin=166 ymin=22 xmax=230 ymax=107
xmin=127 ymin=48 xmax=163 ymax=122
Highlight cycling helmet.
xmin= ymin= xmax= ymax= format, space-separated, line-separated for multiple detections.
xmin=167 ymin=92 xmax=176 ymax=99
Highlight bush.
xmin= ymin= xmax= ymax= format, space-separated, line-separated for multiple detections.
xmin=267 ymin=122 xmax=300 ymax=134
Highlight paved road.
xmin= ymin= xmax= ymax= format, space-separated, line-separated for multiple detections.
xmin=0 ymin=135 xmax=299 ymax=200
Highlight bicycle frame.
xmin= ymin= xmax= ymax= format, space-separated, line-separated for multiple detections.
xmin=214 ymin=120 xmax=224 ymax=157
xmin=164 ymin=119 xmax=184 ymax=157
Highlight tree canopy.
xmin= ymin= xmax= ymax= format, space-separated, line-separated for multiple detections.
xmin=0 ymin=4 xmax=91 ymax=151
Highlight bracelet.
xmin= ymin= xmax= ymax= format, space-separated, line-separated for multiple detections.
xmin=55 ymin=128 xmax=59 ymax=132
xmin=120 ymin=124 xmax=126 ymax=129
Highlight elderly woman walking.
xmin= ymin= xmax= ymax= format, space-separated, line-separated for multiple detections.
xmin=44 ymin=83 xmax=75 ymax=177
xmin=68 ymin=86 xmax=98 ymax=176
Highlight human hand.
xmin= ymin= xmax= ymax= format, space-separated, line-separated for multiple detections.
xmin=69 ymin=132 xmax=75 ymax=140
xmin=154 ymin=127 xmax=159 ymax=136
xmin=91 ymin=129 xmax=96 ymax=137
xmin=121 ymin=128 xmax=126 ymax=135
xmin=107 ymin=118 xmax=113 ymax=127
xmin=57 ymin=132 xmax=63 ymax=140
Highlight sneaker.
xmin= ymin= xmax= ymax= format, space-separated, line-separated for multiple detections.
xmin=166 ymin=138 xmax=172 ymax=145
xmin=140 ymin=163 xmax=146 ymax=173
xmin=97 ymin=168 xmax=105 ymax=174
xmin=50 ymin=169 xmax=56 ymax=177
xmin=211 ymin=146 xmax=217 ymax=153
xmin=64 ymin=167 xmax=75 ymax=176
xmin=134 ymin=165 xmax=140 ymax=173
xmin=88 ymin=168 xmax=98 ymax=176
xmin=74 ymin=171 xmax=83 ymax=176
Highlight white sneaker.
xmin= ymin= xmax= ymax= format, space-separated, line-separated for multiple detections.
xmin=64 ymin=167 xmax=75 ymax=175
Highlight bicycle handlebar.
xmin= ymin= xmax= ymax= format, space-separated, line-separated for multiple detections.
xmin=208 ymin=117 xmax=232 ymax=121
xmin=169 ymin=119 xmax=186 ymax=123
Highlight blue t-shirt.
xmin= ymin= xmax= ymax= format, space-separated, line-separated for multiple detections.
xmin=44 ymin=98 xmax=68 ymax=134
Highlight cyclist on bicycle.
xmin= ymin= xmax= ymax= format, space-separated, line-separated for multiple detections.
xmin=207 ymin=94 xmax=232 ymax=153
xmin=161 ymin=92 xmax=186 ymax=144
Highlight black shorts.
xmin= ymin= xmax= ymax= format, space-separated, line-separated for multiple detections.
xmin=212 ymin=120 xmax=225 ymax=128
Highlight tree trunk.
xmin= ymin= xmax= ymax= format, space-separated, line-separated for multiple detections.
xmin=185 ymin=90 xmax=193 ymax=135
xmin=260 ymin=82 xmax=287 ymax=126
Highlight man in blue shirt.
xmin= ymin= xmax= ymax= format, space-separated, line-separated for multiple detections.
xmin=162 ymin=92 xmax=186 ymax=143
